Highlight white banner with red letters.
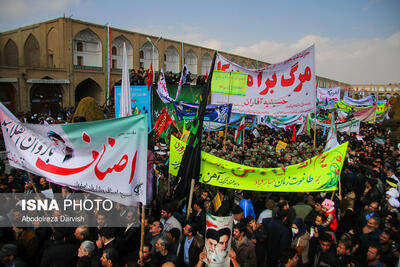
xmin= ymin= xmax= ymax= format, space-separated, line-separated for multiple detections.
xmin=0 ymin=103 xmax=148 ymax=205
xmin=211 ymin=45 xmax=316 ymax=116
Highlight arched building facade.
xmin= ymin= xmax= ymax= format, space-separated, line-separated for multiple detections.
xmin=0 ymin=17 xmax=367 ymax=114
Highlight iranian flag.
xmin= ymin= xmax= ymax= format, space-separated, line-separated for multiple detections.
xmin=235 ymin=117 xmax=245 ymax=145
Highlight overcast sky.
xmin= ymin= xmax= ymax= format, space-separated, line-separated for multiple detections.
xmin=1 ymin=0 xmax=399 ymax=85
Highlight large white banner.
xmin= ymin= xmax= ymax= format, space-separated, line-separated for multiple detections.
xmin=343 ymin=95 xmax=374 ymax=106
xmin=211 ymin=45 xmax=316 ymax=116
xmin=0 ymin=103 xmax=148 ymax=205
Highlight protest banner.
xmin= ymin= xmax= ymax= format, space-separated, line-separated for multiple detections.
xmin=309 ymin=117 xmax=360 ymax=134
xmin=0 ymin=103 xmax=148 ymax=205
xmin=173 ymin=102 xmax=232 ymax=124
xmin=211 ymin=45 xmax=316 ymax=116
xmin=343 ymin=95 xmax=374 ymax=106
xmin=317 ymin=87 xmax=341 ymax=108
xmin=205 ymin=213 xmax=233 ymax=266
xmin=211 ymin=71 xmax=248 ymax=96
xmin=170 ymin=136 xmax=348 ymax=192
xmin=115 ymin=85 xmax=151 ymax=131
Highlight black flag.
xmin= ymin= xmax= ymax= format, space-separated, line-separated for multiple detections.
xmin=173 ymin=52 xmax=217 ymax=200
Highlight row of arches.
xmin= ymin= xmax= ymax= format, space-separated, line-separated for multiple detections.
xmin=0 ymin=77 xmax=103 ymax=114
xmin=2 ymin=28 xmax=215 ymax=75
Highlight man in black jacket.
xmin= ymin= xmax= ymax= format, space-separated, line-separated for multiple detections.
xmin=40 ymin=229 xmax=78 ymax=267
xmin=265 ymin=208 xmax=291 ymax=267
xmin=311 ymin=232 xmax=339 ymax=267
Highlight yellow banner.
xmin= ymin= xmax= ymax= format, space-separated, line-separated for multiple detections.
xmin=181 ymin=130 xmax=190 ymax=142
xmin=169 ymin=136 xmax=348 ymax=192
xmin=276 ymin=140 xmax=287 ymax=155
xmin=211 ymin=70 xmax=248 ymax=96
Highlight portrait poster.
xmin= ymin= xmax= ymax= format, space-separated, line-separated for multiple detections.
xmin=205 ymin=213 xmax=233 ymax=266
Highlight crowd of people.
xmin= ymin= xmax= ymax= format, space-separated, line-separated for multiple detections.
xmin=0 ymin=107 xmax=400 ymax=267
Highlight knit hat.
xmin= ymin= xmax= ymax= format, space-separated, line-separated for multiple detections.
xmin=322 ymin=199 xmax=335 ymax=210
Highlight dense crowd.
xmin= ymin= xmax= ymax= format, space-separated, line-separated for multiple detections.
xmin=128 ymin=68 xmax=206 ymax=87
xmin=0 ymin=113 xmax=400 ymax=267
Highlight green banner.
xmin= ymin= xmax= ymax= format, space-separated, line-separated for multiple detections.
xmin=170 ymin=136 xmax=348 ymax=192
xmin=211 ymin=71 xmax=247 ymax=96
xmin=152 ymin=84 xmax=204 ymax=130
xmin=336 ymin=101 xmax=390 ymax=115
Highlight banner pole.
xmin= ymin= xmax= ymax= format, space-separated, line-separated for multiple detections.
xmin=313 ymin=112 xmax=317 ymax=149
xmin=223 ymin=73 xmax=232 ymax=150
xmin=139 ymin=203 xmax=146 ymax=262
xmin=186 ymin=179 xmax=195 ymax=220
xmin=242 ymin=121 xmax=245 ymax=147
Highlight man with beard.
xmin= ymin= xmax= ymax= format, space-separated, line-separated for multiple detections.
xmin=179 ymin=223 xmax=204 ymax=267
xmin=135 ymin=243 xmax=157 ymax=267
xmin=77 ymin=240 xmax=99 ymax=267
xmin=205 ymin=228 xmax=219 ymax=264
xmin=231 ymin=222 xmax=256 ymax=267
xmin=153 ymin=236 xmax=177 ymax=266
xmin=215 ymin=228 xmax=231 ymax=263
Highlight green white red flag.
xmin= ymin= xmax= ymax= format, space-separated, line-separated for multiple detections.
xmin=235 ymin=116 xmax=245 ymax=145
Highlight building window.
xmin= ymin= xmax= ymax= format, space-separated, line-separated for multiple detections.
xmin=139 ymin=50 xmax=144 ymax=59
xmin=77 ymin=42 xmax=83 ymax=52
xmin=112 ymin=59 xmax=117 ymax=69
xmin=112 ymin=46 xmax=117 ymax=56
xmin=77 ymin=56 xmax=83 ymax=66
xmin=48 ymin=54 xmax=54 ymax=68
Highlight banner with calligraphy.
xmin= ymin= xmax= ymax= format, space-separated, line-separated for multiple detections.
xmin=211 ymin=71 xmax=248 ymax=96
xmin=173 ymin=102 xmax=232 ymax=124
xmin=115 ymin=85 xmax=151 ymax=131
xmin=169 ymin=136 xmax=348 ymax=192
xmin=257 ymin=115 xmax=305 ymax=128
xmin=203 ymin=113 xmax=256 ymax=132
xmin=205 ymin=213 xmax=233 ymax=266
xmin=343 ymin=95 xmax=374 ymax=106
xmin=337 ymin=101 xmax=390 ymax=116
xmin=0 ymin=103 xmax=148 ymax=205
xmin=309 ymin=117 xmax=360 ymax=134
xmin=211 ymin=45 xmax=316 ymax=116
xmin=317 ymin=87 xmax=341 ymax=108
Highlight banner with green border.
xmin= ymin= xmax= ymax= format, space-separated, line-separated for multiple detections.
xmin=211 ymin=71 xmax=247 ymax=96
xmin=169 ymin=136 xmax=348 ymax=192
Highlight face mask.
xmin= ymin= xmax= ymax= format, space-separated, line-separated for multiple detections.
xmin=292 ymin=228 xmax=299 ymax=235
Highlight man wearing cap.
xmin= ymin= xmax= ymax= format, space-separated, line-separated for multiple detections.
xmin=0 ymin=243 xmax=27 ymax=267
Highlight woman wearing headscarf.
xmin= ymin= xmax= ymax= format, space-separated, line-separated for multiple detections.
xmin=291 ymin=218 xmax=310 ymax=266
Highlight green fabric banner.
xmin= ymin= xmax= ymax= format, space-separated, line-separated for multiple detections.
xmin=169 ymin=136 xmax=348 ymax=192
xmin=152 ymin=84 xmax=204 ymax=130
xmin=336 ymin=101 xmax=390 ymax=115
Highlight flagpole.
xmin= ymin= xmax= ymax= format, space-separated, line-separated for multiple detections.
xmin=313 ymin=112 xmax=317 ymax=149
xmin=139 ymin=203 xmax=146 ymax=262
xmin=186 ymin=179 xmax=195 ymax=220
xmin=223 ymin=73 xmax=232 ymax=150
xmin=242 ymin=122 xmax=245 ymax=147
